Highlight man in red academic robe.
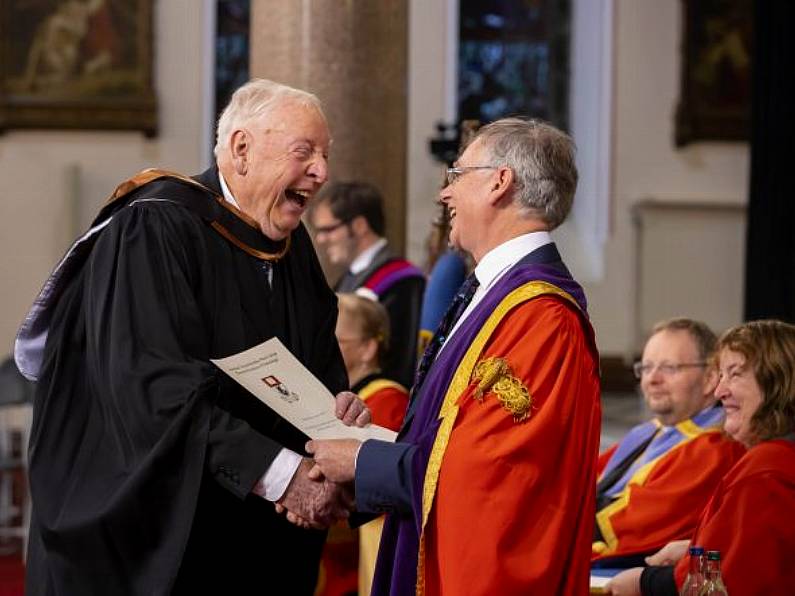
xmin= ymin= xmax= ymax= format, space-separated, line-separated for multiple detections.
xmin=593 ymin=318 xmax=745 ymax=566
xmin=304 ymin=118 xmax=601 ymax=595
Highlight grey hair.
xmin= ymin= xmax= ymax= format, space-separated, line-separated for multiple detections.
xmin=213 ymin=78 xmax=324 ymax=158
xmin=473 ymin=118 xmax=578 ymax=229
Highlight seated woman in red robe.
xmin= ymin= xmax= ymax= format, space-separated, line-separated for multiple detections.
xmin=606 ymin=319 xmax=795 ymax=595
xmin=317 ymin=293 xmax=409 ymax=596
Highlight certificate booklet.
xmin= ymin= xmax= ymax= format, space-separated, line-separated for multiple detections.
xmin=212 ymin=337 xmax=397 ymax=442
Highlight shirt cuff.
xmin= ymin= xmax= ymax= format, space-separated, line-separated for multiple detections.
xmin=354 ymin=440 xmax=365 ymax=469
xmin=251 ymin=448 xmax=302 ymax=501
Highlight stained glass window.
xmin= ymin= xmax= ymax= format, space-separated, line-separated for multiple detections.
xmin=215 ymin=0 xmax=250 ymax=126
xmin=458 ymin=0 xmax=570 ymax=129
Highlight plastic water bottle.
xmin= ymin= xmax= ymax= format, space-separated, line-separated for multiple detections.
xmin=699 ymin=550 xmax=728 ymax=595
xmin=679 ymin=546 xmax=705 ymax=595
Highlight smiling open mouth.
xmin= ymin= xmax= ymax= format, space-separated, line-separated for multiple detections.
xmin=285 ymin=188 xmax=310 ymax=208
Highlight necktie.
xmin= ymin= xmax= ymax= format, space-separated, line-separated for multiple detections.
xmin=413 ymin=272 xmax=480 ymax=392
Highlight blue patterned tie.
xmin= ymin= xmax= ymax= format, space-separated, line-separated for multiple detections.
xmin=413 ymin=272 xmax=479 ymax=392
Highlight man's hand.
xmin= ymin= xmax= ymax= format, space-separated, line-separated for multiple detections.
xmin=334 ymin=391 xmax=371 ymax=426
xmin=305 ymin=439 xmax=361 ymax=483
xmin=644 ymin=539 xmax=690 ymax=566
xmin=604 ymin=567 xmax=642 ymax=596
xmin=275 ymin=458 xmax=353 ymax=529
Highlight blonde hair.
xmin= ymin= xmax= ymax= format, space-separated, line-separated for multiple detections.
xmin=213 ymin=78 xmax=324 ymax=157
xmin=337 ymin=293 xmax=390 ymax=364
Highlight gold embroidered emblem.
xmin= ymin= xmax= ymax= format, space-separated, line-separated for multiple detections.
xmin=471 ymin=357 xmax=532 ymax=422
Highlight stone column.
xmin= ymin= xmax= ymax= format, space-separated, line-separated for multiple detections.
xmin=250 ymin=0 xmax=408 ymax=258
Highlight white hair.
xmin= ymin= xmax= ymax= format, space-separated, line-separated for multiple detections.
xmin=213 ymin=78 xmax=324 ymax=158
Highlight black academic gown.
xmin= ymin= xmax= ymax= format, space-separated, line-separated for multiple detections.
xmin=335 ymin=244 xmax=425 ymax=388
xmin=24 ymin=168 xmax=347 ymax=595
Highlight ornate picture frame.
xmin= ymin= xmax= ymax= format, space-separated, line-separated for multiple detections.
xmin=675 ymin=0 xmax=752 ymax=147
xmin=0 ymin=0 xmax=157 ymax=136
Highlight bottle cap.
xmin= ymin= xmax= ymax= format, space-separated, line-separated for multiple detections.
xmin=706 ymin=550 xmax=721 ymax=560
xmin=688 ymin=546 xmax=705 ymax=555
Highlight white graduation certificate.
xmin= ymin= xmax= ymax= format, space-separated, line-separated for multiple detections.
xmin=211 ymin=337 xmax=397 ymax=442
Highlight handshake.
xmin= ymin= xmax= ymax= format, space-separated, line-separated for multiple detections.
xmin=274 ymin=391 xmax=368 ymax=529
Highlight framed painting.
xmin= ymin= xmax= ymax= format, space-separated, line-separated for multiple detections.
xmin=0 ymin=0 xmax=157 ymax=136
xmin=675 ymin=0 xmax=752 ymax=146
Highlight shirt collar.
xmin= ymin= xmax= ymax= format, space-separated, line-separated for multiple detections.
xmin=350 ymin=237 xmax=388 ymax=274
xmin=441 ymin=230 xmax=553 ymax=353
xmin=218 ymin=171 xmax=241 ymax=209
xmin=473 ymin=231 xmax=552 ymax=289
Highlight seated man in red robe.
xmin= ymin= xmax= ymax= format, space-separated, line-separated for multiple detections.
xmin=593 ymin=318 xmax=745 ymax=567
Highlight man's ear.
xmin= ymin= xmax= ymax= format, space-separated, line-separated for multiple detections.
xmin=349 ymin=215 xmax=369 ymax=237
xmin=488 ymin=166 xmax=514 ymax=206
xmin=230 ymin=129 xmax=249 ymax=175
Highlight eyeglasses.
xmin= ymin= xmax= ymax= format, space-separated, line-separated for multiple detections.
xmin=445 ymin=165 xmax=496 ymax=185
xmin=313 ymin=220 xmax=350 ymax=235
xmin=633 ymin=361 xmax=707 ymax=379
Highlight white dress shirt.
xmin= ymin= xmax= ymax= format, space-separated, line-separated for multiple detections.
xmin=349 ymin=237 xmax=388 ymax=274
xmin=219 ymin=171 xmax=301 ymax=501
xmin=442 ymin=231 xmax=552 ymax=351
xmin=219 ymin=173 xmax=274 ymax=286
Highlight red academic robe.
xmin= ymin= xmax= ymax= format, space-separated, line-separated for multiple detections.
xmin=673 ymin=439 xmax=795 ymax=594
xmin=359 ymin=378 xmax=410 ymax=433
xmin=423 ymin=296 xmax=601 ymax=595
xmin=593 ymin=430 xmax=745 ymax=560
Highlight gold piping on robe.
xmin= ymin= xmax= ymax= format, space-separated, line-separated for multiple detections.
xmin=358 ymin=378 xmax=408 ymax=402
xmin=209 ymin=221 xmax=291 ymax=261
xmin=106 ymin=168 xmax=290 ymax=262
xmin=594 ymin=423 xmax=723 ymax=556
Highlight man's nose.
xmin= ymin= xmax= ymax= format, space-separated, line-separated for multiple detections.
xmin=308 ymin=155 xmax=328 ymax=184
